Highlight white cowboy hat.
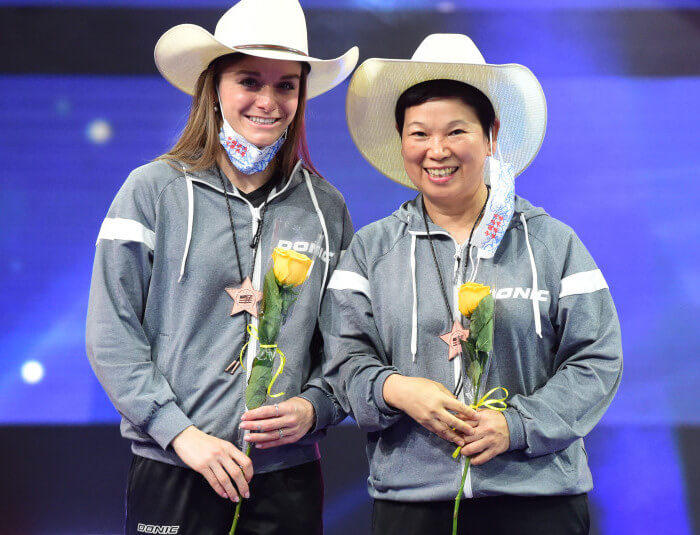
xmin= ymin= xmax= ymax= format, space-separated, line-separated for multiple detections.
xmin=154 ymin=0 xmax=359 ymax=99
xmin=346 ymin=34 xmax=547 ymax=189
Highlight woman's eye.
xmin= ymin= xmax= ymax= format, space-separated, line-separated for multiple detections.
xmin=449 ymin=129 xmax=466 ymax=136
xmin=278 ymin=81 xmax=296 ymax=91
xmin=410 ymin=131 xmax=427 ymax=137
xmin=240 ymin=78 xmax=260 ymax=88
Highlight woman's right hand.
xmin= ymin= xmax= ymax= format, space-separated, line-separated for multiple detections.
xmin=382 ymin=374 xmax=479 ymax=446
xmin=171 ymin=425 xmax=253 ymax=502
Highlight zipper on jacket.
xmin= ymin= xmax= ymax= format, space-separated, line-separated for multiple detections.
xmin=453 ymin=242 xmax=474 ymax=500
xmin=453 ymin=251 xmax=461 ymax=286
xmin=410 ymin=229 xmax=475 ymax=497
xmin=244 ymin=202 xmax=264 ymax=385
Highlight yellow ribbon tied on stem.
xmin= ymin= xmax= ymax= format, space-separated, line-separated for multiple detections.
xmin=238 ymin=324 xmax=287 ymax=398
xmin=452 ymin=386 xmax=509 ymax=459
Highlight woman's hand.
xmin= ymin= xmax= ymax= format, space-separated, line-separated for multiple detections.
xmin=240 ymin=397 xmax=316 ymax=449
xmin=458 ymin=409 xmax=510 ymax=464
xmin=383 ymin=374 xmax=479 ymax=446
xmin=171 ymin=425 xmax=253 ymax=502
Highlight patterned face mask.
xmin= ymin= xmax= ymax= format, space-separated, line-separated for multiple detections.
xmin=470 ymin=140 xmax=516 ymax=258
xmin=217 ymin=95 xmax=286 ymax=175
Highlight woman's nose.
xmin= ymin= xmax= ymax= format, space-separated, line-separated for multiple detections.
xmin=255 ymin=86 xmax=275 ymax=112
xmin=427 ymin=137 xmax=450 ymax=159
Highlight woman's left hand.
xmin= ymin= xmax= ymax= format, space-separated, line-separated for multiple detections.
xmin=240 ymin=397 xmax=316 ymax=449
xmin=458 ymin=409 xmax=510 ymax=465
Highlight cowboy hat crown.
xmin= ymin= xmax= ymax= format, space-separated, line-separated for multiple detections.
xmin=155 ymin=0 xmax=358 ymax=98
xmin=214 ymin=0 xmax=309 ymax=55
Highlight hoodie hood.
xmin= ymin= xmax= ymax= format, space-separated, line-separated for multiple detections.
xmin=392 ymin=194 xmax=547 ymax=234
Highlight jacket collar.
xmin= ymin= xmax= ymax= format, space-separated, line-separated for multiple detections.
xmin=184 ymin=159 xmax=305 ymax=201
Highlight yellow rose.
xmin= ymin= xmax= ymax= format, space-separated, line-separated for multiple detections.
xmin=458 ymin=282 xmax=491 ymax=317
xmin=271 ymin=248 xmax=313 ymax=287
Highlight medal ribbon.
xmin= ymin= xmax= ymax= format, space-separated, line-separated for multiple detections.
xmin=420 ymin=192 xmax=488 ymax=397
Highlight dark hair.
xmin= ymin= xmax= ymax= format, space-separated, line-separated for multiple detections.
xmin=395 ymin=79 xmax=496 ymax=138
xmin=158 ymin=53 xmax=321 ymax=178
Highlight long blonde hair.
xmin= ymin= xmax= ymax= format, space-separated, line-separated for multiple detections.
xmin=158 ymin=53 xmax=320 ymax=178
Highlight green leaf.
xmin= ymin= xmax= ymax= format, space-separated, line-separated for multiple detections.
xmin=460 ymin=339 xmax=477 ymax=364
xmin=468 ymin=295 xmax=494 ymax=353
xmin=280 ymin=287 xmax=299 ymax=316
xmin=258 ymin=268 xmax=282 ymax=344
xmin=246 ymin=357 xmax=273 ymax=409
xmin=467 ymin=360 xmax=482 ymax=388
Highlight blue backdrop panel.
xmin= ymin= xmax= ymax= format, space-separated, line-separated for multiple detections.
xmin=1 ymin=74 xmax=698 ymax=425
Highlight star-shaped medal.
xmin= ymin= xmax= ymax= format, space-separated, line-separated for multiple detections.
xmin=225 ymin=277 xmax=262 ymax=317
xmin=439 ymin=321 xmax=470 ymax=361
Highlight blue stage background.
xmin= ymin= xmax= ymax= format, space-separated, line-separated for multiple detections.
xmin=1 ymin=1 xmax=698 ymax=534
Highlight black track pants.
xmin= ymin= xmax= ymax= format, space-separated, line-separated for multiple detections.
xmin=372 ymin=493 xmax=590 ymax=535
xmin=125 ymin=455 xmax=323 ymax=535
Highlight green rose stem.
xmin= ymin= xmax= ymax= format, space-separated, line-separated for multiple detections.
xmin=229 ymin=269 xmax=284 ymax=535
xmin=451 ymin=295 xmax=494 ymax=535
xmin=452 ymin=371 xmax=483 ymax=535
xmin=229 ymin=442 xmax=252 ymax=535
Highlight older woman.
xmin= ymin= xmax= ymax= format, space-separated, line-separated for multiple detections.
xmin=322 ymin=34 xmax=622 ymax=534
xmin=86 ymin=1 xmax=357 ymax=533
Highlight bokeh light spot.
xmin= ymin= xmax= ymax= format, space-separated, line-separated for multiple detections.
xmin=21 ymin=361 xmax=45 ymax=384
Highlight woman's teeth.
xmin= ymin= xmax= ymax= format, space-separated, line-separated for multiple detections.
xmin=247 ymin=116 xmax=278 ymax=125
xmin=426 ymin=167 xmax=457 ymax=177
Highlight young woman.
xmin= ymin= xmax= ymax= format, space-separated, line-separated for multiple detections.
xmin=86 ymin=1 xmax=357 ymax=533
xmin=322 ymin=34 xmax=622 ymax=534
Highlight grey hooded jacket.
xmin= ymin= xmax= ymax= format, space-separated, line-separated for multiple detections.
xmin=86 ymin=159 xmax=353 ymax=473
xmin=321 ymin=194 xmax=622 ymax=500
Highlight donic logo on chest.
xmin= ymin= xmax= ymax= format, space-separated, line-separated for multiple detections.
xmin=136 ymin=524 xmax=180 ymax=534
xmin=492 ymin=287 xmax=550 ymax=302
xmin=276 ymin=240 xmax=335 ymax=263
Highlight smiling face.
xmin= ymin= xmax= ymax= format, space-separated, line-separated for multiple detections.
xmin=217 ymin=55 xmax=302 ymax=148
xmin=401 ymin=97 xmax=493 ymax=208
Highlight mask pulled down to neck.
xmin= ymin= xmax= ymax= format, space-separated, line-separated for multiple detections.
xmin=217 ymin=95 xmax=287 ymax=175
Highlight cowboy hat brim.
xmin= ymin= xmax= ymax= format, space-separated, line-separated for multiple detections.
xmin=345 ymin=58 xmax=547 ymax=189
xmin=154 ymin=24 xmax=359 ymax=99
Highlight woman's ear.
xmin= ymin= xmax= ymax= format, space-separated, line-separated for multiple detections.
xmin=489 ymin=118 xmax=501 ymax=156
xmin=395 ymin=123 xmax=402 ymax=139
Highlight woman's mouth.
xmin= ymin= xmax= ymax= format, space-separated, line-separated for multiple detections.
xmin=425 ymin=167 xmax=458 ymax=184
xmin=246 ymin=115 xmax=280 ymax=126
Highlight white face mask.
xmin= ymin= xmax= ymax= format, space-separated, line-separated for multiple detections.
xmin=470 ymin=134 xmax=516 ymax=258
xmin=217 ymin=94 xmax=286 ymax=175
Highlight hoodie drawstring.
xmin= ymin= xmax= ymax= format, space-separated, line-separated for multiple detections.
xmin=410 ymin=233 xmax=418 ymax=362
xmin=520 ymin=213 xmax=542 ymax=338
xmin=303 ymin=169 xmax=330 ymax=311
xmin=179 ymin=169 xmax=194 ymax=283
xmin=468 ymin=245 xmax=482 ymax=283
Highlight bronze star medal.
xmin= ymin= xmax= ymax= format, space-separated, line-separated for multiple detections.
xmin=439 ymin=320 xmax=469 ymax=360
xmin=225 ymin=277 xmax=262 ymax=317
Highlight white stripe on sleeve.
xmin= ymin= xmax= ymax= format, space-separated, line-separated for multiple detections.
xmin=96 ymin=217 xmax=156 ymax=250
xmin=327 ymin=270 xmax=371 ymax=299
xmin=559 ymin=269 xmax=608 ymax=298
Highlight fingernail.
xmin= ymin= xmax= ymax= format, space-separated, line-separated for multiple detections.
xmin=244 ymin=492 xmax=250 ymax=499
xmin=233 ymin=495 xmax=239 ymax=502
